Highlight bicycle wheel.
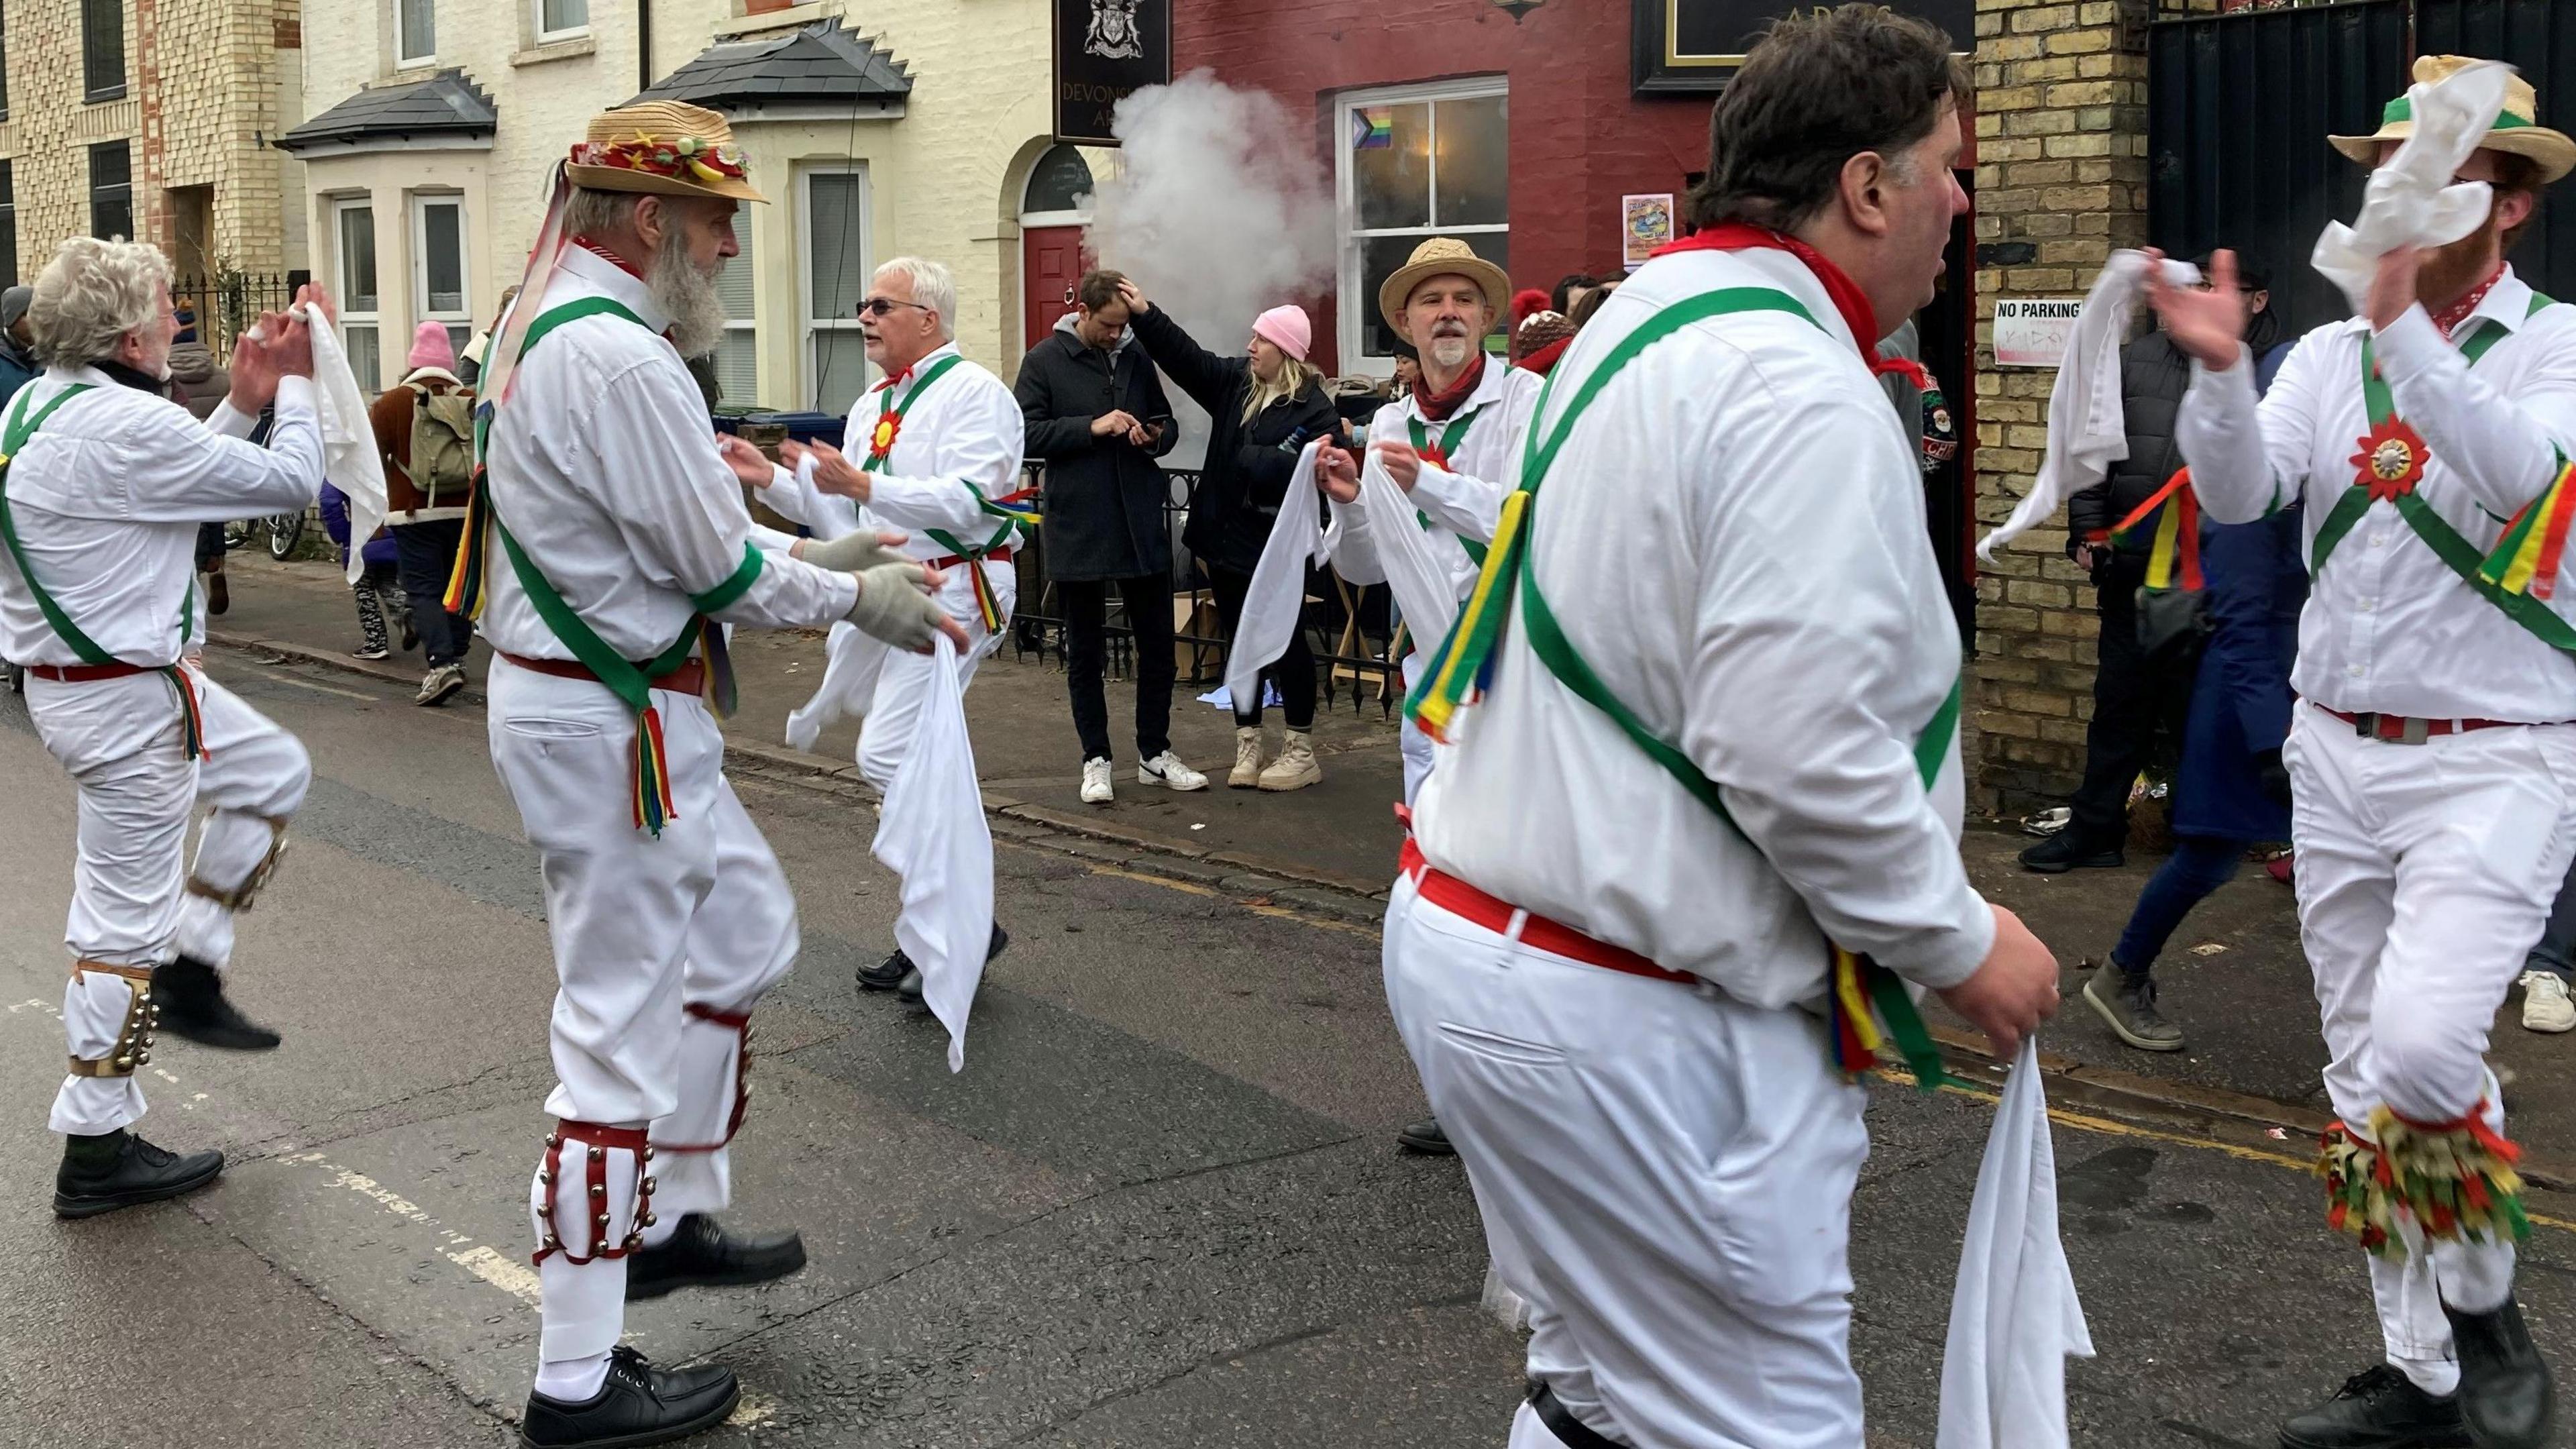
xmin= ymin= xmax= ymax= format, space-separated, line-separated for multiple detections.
xmin=267 ymin=509 xmax=305 ymax=560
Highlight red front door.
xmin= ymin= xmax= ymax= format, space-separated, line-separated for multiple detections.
xmin=1022 ymin=225 xmax=1087 ymax=352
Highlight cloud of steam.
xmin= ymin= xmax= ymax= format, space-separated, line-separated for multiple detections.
xmin=1085 ymin=71 xmax=1336 ymax=468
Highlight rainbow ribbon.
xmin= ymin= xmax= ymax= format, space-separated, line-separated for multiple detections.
xmin=2481 ymin=458 xmax=2576 ymax=601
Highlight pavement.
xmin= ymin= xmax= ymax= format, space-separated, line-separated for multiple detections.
xmin=0 ymin=559 xmax=2559 ymax=1444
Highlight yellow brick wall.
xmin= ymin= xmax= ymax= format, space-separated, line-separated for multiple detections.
xmin=0 ymin=0 xmax=301 ymax=283
xmin=297 ymin=0 xmax=1064 ymax=406
xmin=1968 ymin=0 xmax=2153 ymax=814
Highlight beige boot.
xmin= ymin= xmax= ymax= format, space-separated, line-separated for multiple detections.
xmin=1258 ymin=729 xmax=1321 ymax=792
xmin=1228 ymin=727 xmax=1265 ymax=789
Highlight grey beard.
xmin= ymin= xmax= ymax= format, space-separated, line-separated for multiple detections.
xmin=1427 ymin=335 xmax=1473 ymax=370
xmin=650 ymin=243 xmax=728 ymax=359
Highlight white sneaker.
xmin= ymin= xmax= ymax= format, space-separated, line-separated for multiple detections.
xmin=1137 ymin=751 xmax=1208 ymax=792
xmin=1079 ymin=757 xmax=1114 ymax=805
xmin=2522 ymin=970 xmax=2575 ymax=1033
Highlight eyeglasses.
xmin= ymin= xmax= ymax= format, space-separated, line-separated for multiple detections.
xmin=855 ymin=297 xmax=932 ymax=319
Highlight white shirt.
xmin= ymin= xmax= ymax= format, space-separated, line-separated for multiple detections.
xmin=478 ymin=246 xmax=857 ymax=663
xmin=1413 ymin=246 xmax=1992 ymax=1007
xmin=0 ymin=368 xmax=323 ymax=668
xmin=763 ymin=341 xmax=1027 ymax=565
xmin=1324 ymin=360 xmax=1544 ymax=602
xmin=2178 ymin=266 xmax=2576 ymax=720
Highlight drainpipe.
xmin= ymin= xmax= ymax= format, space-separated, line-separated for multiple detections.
xmin=637 ymin=0 xmax=653 ymax=93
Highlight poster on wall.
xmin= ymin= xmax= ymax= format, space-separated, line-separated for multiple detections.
xmin=1994 ymin=298 xmax=2084 ymax=368
xmin=1633 ymin=0 xmax=1972 ymax=94
xmin=1622 ymin=194 xmax=1674 ymax=272
xmin=1054 ymin=0 xmax=1172 ymax=146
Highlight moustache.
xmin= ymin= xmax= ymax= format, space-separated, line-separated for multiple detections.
xmin=1430 ymin=321 xmax=1470 ymax=338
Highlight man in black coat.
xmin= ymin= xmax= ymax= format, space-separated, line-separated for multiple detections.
xmin=1016 ymin=269 xmax=1206 ymax=804
xmin=2027 ymin=322 xmax=2199 ymax=871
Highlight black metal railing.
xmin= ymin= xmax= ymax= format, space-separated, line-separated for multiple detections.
xmin=1006 ymin=464 xmax=1409 ymax=716
xmin=170 ymin=272 xmax=297 ymax=354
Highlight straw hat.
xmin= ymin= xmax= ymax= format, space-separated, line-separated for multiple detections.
xmin=1378 ymin=237 xmax=1512 ymax=344
xmin=2330 ymin=55 xmax=2575 ymax=184
xmin=565 ymin=100 xmax=767 ymax=203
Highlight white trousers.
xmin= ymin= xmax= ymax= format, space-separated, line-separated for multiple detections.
xmin=2284 ymin=706 xmax=2576 ymax=1380
xmin=28 ymin=667 xmax=309 ymax=1135
xmin=1383 ymin=875 xmax=1870 ymax=1449
xmin=853 ymin=562 xmax=1006 ymax=791
xmin=487 ymin=660 xmax=802 ymax=1366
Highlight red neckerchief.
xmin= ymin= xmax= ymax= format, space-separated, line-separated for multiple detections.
xmin=1514 ymin=335 xmax=1572 ymax=377
xmin=571 ymin=235 xmax=647 ymax=280
xmin=1652 ymin=223 xmax=1927 ymax=388
xmin=1413 ymin=352 xmax=1487 ymax=423
xmin=2432 ymin=264 xmax=2506 ymax=339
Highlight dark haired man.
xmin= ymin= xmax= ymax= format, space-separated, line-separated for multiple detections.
xmin=1016 ymin=266 xmax=1203 ymax=804
xmin=2157 ymin=54 xmax=2576 ymax=1449
xmin=1376 ymin=7 xmax=2059 ymax=1444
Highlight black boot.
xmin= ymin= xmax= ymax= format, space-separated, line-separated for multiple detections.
xmin=54 ymin=1128 xmax=224 ymax=1218
xmin=2019 ymin=829 xmax=2125 ymax=873
xmin=624 ymin=1214 xmax=808 ymax=1301
xmin=521 ymin=1346 xmax=738 ymax=1449
xmin=898 ymin=924 xmax=1010 ymax=1008
xmin=1396 ymin=1117 xmax=1455 ymax=1156
xmin=2448 ymin=1295 xmax=2553 ymax=1449
xmin=150 ymin=958 xmax=281 ymax=1051
xmin=2279 ymin=1364 xmax=2471 ymax=1448
xmin=857 ymin=948 xmax=912 ymax=994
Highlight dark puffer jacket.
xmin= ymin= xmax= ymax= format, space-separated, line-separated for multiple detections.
xmin=2068 ymin=329 xmax=2193 ymax=554
xmin=1125 ymin=305 xmax=1342 ymax=578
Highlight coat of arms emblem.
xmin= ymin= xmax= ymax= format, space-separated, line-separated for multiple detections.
xmin=1083 ymin=0 xmax=1145 ymax=61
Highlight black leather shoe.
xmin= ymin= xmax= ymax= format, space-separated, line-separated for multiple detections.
xmin=2449 ymin=1295 xmax=2553 ymax=1449
xmin=857 ymin=949 xmax=912 ymax=993
xmin=521 ymin=1346 xmax=738 ymax=1448
xmin=625 ymin=1214 xmax=808 ymax=1301
xmin=54 ymin=1129 xmax=224 ymax=1218
xmin=1396 ymin=1117 xmax=1456 ymax=1155
xmin=897 ymin=924 xmax=1010 ymax=1008
xmin=2019 ymin=830 xmax=2125 ymax=873
xmin=151 ymin=958 xmax=281 ymax=1051
xmin=2279 ymin=1364 xmax=2472 ymax=1449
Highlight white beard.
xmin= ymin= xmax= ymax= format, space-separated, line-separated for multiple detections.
xmin=1427 ymin=335 xmax=1473 ymax=370
xmin=650 ymin=241 xmax=728 ymax=360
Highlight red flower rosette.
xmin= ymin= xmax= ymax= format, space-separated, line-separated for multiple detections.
xmin=869 ymin=413 xmax=902 ymax=463
xmin=2351 ymin=417 xmax=2429 ymax=502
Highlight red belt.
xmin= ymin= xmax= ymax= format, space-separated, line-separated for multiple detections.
xmin=1398 ymin=836 xmax=1697 ymax=987
xmin=500 ymin=651 xmax=706 ymax=696
xmin=24 ymin=661 xmax=155 ymax=682
xmin=929 ymin=546 xmax=1012 ymax=572
xmin=2313 ymin=702 xmax=2528 ymax=744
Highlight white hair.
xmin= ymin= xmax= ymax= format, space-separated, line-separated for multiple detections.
xmin=563 ymin=185 xmax=646 ymax=246
xmin=874 ymin=256 xmax=956 ymax=341
xmin=30 ymin=236 xmax=170 ymax=370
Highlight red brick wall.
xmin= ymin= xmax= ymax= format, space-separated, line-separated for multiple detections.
xmin=1168 ymin=0 xmax=1713 ymax=365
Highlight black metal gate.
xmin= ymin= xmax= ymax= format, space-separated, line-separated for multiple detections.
xmin=2149 ymin=0 xmax=2576 ymax=337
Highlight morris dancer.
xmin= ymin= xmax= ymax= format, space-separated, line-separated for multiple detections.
xmin=0 ymin=239 xmax=324 ymax=1217
xmin=756 ymin=256 xmax=1026 ymax=1008
xmin=451 ymin=100 xmax=959 ymax=1447
xmin=1383 ymin=11 xmax=2058 ymax=1443
xmin=2157 ymin=56 xmax=2576 ymax=1449
xmin=1312 ymin=237 xmax=1543 ymax=1159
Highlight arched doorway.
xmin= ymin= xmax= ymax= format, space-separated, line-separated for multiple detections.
xmin=1020 ymin=144 xmax=1094 ymax=352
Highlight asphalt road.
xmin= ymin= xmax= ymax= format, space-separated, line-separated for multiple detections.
xmin=1 ymin=649 xmax=2572 ymax=1448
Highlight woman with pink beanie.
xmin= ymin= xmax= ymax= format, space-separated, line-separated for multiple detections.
xmin=1117 ymin=279 xmax=1342 ymax=791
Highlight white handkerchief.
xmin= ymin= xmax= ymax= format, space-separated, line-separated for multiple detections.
xmin=2312 ymin=60 xmax=2510 ymax=314
xmin=869 ymin=633 xmax=993 ymax=1073
xmin=301 ymin=305 xmax=389 ymax=586
xmin=1937 ymin=1038 xmax=2094 ymax=1448
xmin=1226 ymin=439 xmax=1330 ymax=708
xmin=1358 ymin=445 xmax=1473 ymax=655
xmin=1979 ymin=252 xmax=2199 ymax=562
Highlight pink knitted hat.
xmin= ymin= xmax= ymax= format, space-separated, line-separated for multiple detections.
xmin=409 ymin=319 xmax=457 ymax=372
xmin=1251 ymin=305 xmax=1311 ymax=362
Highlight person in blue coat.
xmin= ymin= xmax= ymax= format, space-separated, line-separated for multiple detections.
xmin=320 ymin=482 xmax=407 ymax=661
xmin=2084 ymin=500 xmax=2306 ymax=1051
